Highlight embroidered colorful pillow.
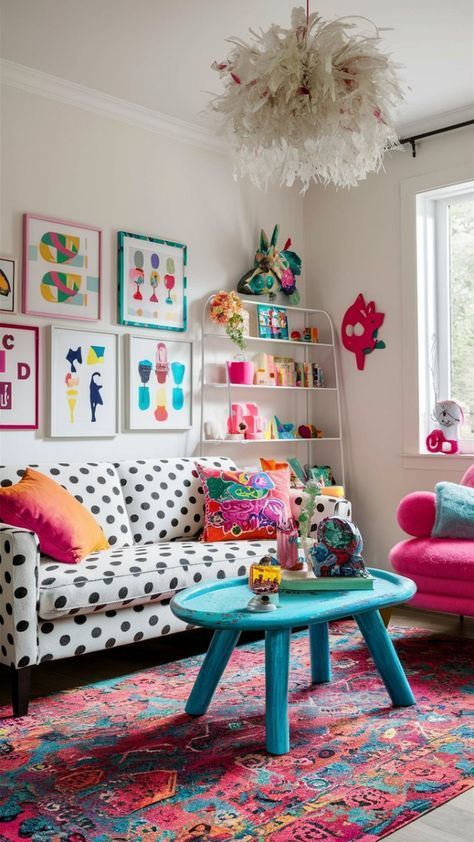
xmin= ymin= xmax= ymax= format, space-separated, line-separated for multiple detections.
xmin=196 ymin=464 xmax=294 ymax=541
xmin=0 ymin=468 xmax=109 ymax=563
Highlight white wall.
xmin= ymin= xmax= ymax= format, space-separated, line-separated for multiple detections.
xmin=0 ymin=84 xmax=303 ymax=464
xmin=304 ymin=129 xmax=474 ymax=569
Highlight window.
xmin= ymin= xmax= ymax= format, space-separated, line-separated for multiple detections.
xmin=416 ymin=180 xmax=474 ymax=454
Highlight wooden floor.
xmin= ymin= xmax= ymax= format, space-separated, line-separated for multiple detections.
xmin=0 ymin=606 xmax=472 ymax=839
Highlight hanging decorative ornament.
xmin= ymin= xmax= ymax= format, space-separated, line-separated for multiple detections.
xmin=210 ymin=4 xmax=405 ymax=191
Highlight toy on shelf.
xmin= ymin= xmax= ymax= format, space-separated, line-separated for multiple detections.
xmin=297 ymin=424 xmax=323 ymax=439
xmin=227 ymin=402 xmax=266 ymax=440
xmin=290 ymin=330 xmax=302 ymax=341
xmin=341 ymin=293 xmax=385 ymax=371
xmin=303 ymin=327 xmax=319 ymax=343
xmin=248 ymin=556 xmax=282 ymax=612
xmin=426 ymin=399 xmax=464 ymax=455
xmin=237 ymin=225 xmax=302 ymax=304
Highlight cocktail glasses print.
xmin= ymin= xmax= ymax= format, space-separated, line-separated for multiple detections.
xmin=154 ymin=342 xmax=169 ymax=421
xmin=138 ymin=359 xmax=152 ymax=410
xmin=171 ymin=361 xmax=185 ymax=410
xmin=130 ymin=249 xmax=145 ymax=300
xmin=150 ymin=253 xmax=160 ymax=302
xmin=164 ymin=257 xmax=175 ymax=304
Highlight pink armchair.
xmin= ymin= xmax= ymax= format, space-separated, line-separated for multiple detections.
xmin=390 ymin=465 xmax=474 ymax=617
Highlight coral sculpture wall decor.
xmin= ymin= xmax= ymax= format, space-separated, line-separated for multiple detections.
xmin=237 ymin=225 xmax=302 ymax=304
xmin=341 ymin=293 xmax=385 ymax=370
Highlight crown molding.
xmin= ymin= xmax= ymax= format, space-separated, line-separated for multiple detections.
xmin=0 ymin=58 xmax=227 ymax=153
xmin=397 ymin=104 xmax=474 ymax=139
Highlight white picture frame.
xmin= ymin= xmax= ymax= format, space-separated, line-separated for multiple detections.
xmin=23 ymin=214 xmax=102 ymax=321
xmin=50 ymin=326 xmax=118 ymax=438
xmin=127 ymin=334 xmax=192 ymax=430
xmin=0 ymin=322 xmax=38 ymax=429
xmin=0 ymin=258 xmax=16 ymax=313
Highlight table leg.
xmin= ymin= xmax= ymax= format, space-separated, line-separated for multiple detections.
xmin=354 ymin=609 xmax=415 ymax=707
xmin=265 ymin=628 xmax=290 ymax=755
xmin=309 ymin=622 xmax=331 ymax=684
xmin=185 ymin=628 xmax=240 ymax=716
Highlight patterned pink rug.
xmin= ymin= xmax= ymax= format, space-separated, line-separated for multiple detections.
xmin=0 ymin=623 xmax=472 ymax=841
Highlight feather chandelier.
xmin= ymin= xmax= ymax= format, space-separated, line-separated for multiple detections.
xmin=210 ymin=4 xmax=405 ymax=191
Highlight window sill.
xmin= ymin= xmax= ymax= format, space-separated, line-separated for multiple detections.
xmin=402 ymin=453 xmax=474 ymax=471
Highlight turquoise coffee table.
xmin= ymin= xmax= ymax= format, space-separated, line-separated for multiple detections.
xmin=171 ymin=569 xmax=416 ymax=755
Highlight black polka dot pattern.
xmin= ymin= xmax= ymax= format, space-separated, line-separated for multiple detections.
xmin=114 ymin=457 xmax=236 ymax=545
xmin=37 ymin=540 xmax=276 ymax=619
xmin=0 ymin=463 xmax=133 ymax=548
xmin=0 ymin=456 xmax=287 ymax=672
xmin=0 ymin=523 xmax=40 ymax=669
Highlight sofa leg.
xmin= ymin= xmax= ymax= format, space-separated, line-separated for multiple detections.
xmin=11 ymin=666 xmax=31 ymax=717
xmin=460 ymin=615 xmax=464 ymax=625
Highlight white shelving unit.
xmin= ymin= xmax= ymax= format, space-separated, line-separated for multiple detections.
xmin=200 ymin=295 xmax=345 ymax=485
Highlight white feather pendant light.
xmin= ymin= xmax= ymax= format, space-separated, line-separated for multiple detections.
xmin=210 ymin=5 xmax=405 ymax=191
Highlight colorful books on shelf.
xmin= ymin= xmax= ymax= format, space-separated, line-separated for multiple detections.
xmin=253 ymin=352 xmax=324 ymax=388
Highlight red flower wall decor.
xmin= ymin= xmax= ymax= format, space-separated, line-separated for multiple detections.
xmin=341 ymin=293 xmax=386 ymax=370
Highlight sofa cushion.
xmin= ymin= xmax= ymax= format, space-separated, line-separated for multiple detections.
xmin=390 ymin=537 xmax=474 ymax=581
xmin=114 ymin=457 xmax=236 ymax=544
xmin=0 ymin=463 xmax=133 ymax=547
xmin=38 ymin=538 xmax=276 ymax=619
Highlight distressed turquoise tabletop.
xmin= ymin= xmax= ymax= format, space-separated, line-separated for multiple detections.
xmin=171 ymin=568 xmax=416 ymax=631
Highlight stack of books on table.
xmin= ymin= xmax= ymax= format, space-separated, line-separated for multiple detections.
xmin=281 ymin=573 xmax=374 ymax=591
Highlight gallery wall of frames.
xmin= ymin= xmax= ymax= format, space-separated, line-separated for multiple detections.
xmin=0 ymin=215 xmax=192 ymax=436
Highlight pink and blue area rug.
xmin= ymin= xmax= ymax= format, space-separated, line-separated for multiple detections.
xmin=0 ymin=623 xmax=472 ymax=841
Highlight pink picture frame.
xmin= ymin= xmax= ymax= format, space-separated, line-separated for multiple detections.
xmin=0 ymin=323 xmax=39 ymax=429
xmin=23 ymin=213 xmax=102 ymax=321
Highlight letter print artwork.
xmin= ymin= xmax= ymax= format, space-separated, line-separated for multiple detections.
xmin=50 ymin=327 xmax=117 ymax=437
xmin=0 ymin=323 xmax=38 ymax=429
xmin=23 ymin=214 xmax=101 ymax=320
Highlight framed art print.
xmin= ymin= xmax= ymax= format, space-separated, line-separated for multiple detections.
xmin=0 ymin=323 xmax=38 ymax=429
xmin=118 ymin=231 xmax=187 ymax=332
xmin=0 ymin=258 xmax=15 ymax=313
xmin=23 ymin=214 xmax=101 ymax=320
xmin=50 ymin=326 xmax=117 ymax=437
xmin=257 ymin=304 xmax=289 ymax=340
xmin=127 ymin=335 xmax=192 ymax=430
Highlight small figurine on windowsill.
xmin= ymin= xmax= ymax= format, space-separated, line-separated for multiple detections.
xmin=426 ymin=399 xmax=464 ymax=455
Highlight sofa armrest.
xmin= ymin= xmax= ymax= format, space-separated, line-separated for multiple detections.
xmin=0 ymin=523 xmax=40 ymax=669
xmin=397 ymin=492 xmax=436 ymax=538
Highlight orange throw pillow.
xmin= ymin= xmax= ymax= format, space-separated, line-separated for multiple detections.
xmin=0 ymin=468 xmax=109 ymax=563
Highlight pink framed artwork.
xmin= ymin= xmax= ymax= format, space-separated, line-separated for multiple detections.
xmin=23 ymin=214 xmax=102 ymax=321
xmin=0 ymin=323 xmax=39 ymax=429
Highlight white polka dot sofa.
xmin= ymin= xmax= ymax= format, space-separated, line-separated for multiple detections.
xmin=0 ymin=456 xmax=349 ymax=717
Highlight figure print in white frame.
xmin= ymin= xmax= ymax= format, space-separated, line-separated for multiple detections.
xmin=50 ymin=326 xmax=117 ymax=437
xmin=127 ymin=335 xmax=192 ymax=430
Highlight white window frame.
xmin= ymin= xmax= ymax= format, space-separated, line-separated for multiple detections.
xmin=401 ymin=163 xmax=474 ymax=469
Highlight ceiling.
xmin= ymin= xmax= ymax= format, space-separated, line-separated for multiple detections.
xmin=1 ymin=0 xmax=473 ymax=132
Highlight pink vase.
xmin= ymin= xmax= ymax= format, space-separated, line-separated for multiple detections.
xmin=227 ymin=361 xmax=255 ymax=385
